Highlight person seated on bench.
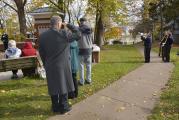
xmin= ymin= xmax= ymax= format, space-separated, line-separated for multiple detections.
xmin=5 ymin=40 xmax=21 ymax=79
xmin=21 ymin=42 xmax=37 ymax=76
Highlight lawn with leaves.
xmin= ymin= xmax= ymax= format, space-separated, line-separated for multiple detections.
xmin=0 ymin=45 xmax=143 ymax=120
xmin=148 ymin=47 xmax=179 ymax=120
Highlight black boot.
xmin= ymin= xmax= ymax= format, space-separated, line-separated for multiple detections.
xmin=51 ymin=95 xmax=60 ymax=112
xmin=59 ymin=94 xmax=71 ymax=114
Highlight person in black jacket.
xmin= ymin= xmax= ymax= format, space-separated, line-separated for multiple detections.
xmin=141 ymin=32 xmax=152 ymax=63
xmin=162 ymin=31 xmax=173 ymax=62
xmin=1 ymin=33 xmax=9 ymax=50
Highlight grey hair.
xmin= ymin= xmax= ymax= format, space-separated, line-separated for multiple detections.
xmin=50 ymin=16 xmax=62 ymax=28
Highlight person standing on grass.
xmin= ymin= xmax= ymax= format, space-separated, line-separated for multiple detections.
xmin=78 ymin=17 xmax=93 ymax=85
xmin=141 ymin=32 xmax=152 ymax=63
xmin=39 ymin=16 xmax=81 ymax=114
xmin=5 ymin=40 xmax=21 ymax=79
xmin=162 ymin=31 xmax=174 ymax=62
xmin=70 ymin=40 xmax=79 ymax=98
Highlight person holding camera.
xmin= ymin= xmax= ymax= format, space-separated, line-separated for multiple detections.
xmin=78 ymin=17 xmax=93 ymax=85
xmin=39 ymin=16 xmax=81 ymax=114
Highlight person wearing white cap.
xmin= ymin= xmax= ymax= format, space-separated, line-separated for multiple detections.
xmin=5 ymin=40 xmax=21 ymax=79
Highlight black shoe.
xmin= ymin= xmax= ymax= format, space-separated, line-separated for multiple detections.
xmin=52 ymin=108 xmax=61 ymax=113
xmin=78 ymin=81 xmax=84 ymax=86
xmin=85 ymin=81 xmax=91 ymax=85
xmin=11 ymin=74 xmax=18 ymax=79
xmin=60 ymin=106 xmax=72 ymax=114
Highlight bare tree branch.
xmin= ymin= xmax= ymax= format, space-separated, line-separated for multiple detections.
xmin=2 ymin=1 xmax=17 ymax=12
xmin=48 ymin=0 xmax=60 ymax=9
xmin=23 ymin=0 xmax=27 ymax=6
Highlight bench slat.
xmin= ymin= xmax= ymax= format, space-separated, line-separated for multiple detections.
xmin=5 ymin=63 xmax=36 ymax=68
xmin=4 ymin=61 xmax=36 ymax=66
xmin=0 ymin=56 xmax=38 ymax=72
xmin=5 ymin=60 xmax=35 ymax=64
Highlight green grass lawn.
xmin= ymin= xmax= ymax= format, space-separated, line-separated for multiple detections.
xmin=0 ymin=45 xmax=143 ymax=120
xmin=148 ymin=47 xmax=179 ymax=120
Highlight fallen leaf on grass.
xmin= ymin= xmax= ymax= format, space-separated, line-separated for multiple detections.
xmin=38 ymin=115 xmax=43 ymax=118
xmin=4 ymin=112 xmax=10 ymax=115
xmin=160 ymin=112 xmax=164 ymax=116
xmin=88 ymin=89 xmax=92 ymax=92
xmin=69 ymin=101 xmax=72 ymax=105
xmin=41 ymin=93 xmax=47 ymax=96
xmin=1 ymin=90 xmax=6 ymax=93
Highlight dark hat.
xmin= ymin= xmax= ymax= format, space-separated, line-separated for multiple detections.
xmin=80 ymin=17 xmax=87 ymax=22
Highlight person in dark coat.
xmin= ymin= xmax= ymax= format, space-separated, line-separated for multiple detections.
xmin=39 ymin=16 xmax=81 ymax=114
xmin=162 ymin=31 xmax=173 ymax=62
xmin=159 ymin=32 xmax=168 ymax=57
xmin=21 ymin=42 xmax=37 ymax=76
xmin=1 ymin=33 xmax=9 ymax=50
xmin=141 ymin=32 xmax=152 ymax=63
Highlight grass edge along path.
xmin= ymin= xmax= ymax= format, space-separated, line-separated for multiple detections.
xmin=148 ymin=47 xmax=179 ymax=120
xmin=0 ymin=45 xmax=143 ymax=120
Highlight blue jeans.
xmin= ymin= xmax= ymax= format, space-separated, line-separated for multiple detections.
xmin=79 ymin=55 xmax=92 ymax=84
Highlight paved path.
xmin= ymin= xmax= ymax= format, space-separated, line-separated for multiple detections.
xmin=48 ymin=49 xmax=174 ymax=120
xmin=0 ymin=71 xmax=23 ymax=81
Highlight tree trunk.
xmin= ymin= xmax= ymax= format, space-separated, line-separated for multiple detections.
xmin=94 ymin=10 xmax=104 ymax=47
xmin=0 ymin=20 xmax=3 ymax=29
xmin=14 ymin=0 xmax=27 ymax=39
xmin=17 ymin=7 xmax=27 ymax=37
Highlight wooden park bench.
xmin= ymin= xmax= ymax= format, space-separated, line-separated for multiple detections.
xmin=0 ymin=56 xmax=38 ymax=72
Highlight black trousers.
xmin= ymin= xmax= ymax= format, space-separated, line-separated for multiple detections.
xmin=72 ymin=73 xmax=78 ymax=98
xmin=51 ymin=94 xmax=69 ymax=112
xmin=12 ymin=70 xmax=18 ymax=75
xmin=163 ymin=45 xmax=171 ymax=62
xmin=68 ymin=73 xmax=78 ymax=99
xmin=22 ymin=67 xmax=36 ymax=77
xmin=3 ymin=42 xmax=8 ymax=50
xmin=144 ymin=46 xmax=151 ymax=62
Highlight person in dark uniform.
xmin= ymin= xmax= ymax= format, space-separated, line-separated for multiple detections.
xmin=160 ymin=31 xmax=168 ymax=61
xmin=1 ymin=33 xmax=9 ymax=50
xmin=141 ymin=32 xmax=152 ymax=63
xmin=162 ymin=31 xmax=173 ymax=62
xmin=159 ymin=32 xmax=168 ymax=57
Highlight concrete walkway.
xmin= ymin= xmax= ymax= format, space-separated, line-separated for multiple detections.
xmin=0 ymin=70 xmax=23 ymax=81
xmin=51 ymin=49 xmax=173 ymax=120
